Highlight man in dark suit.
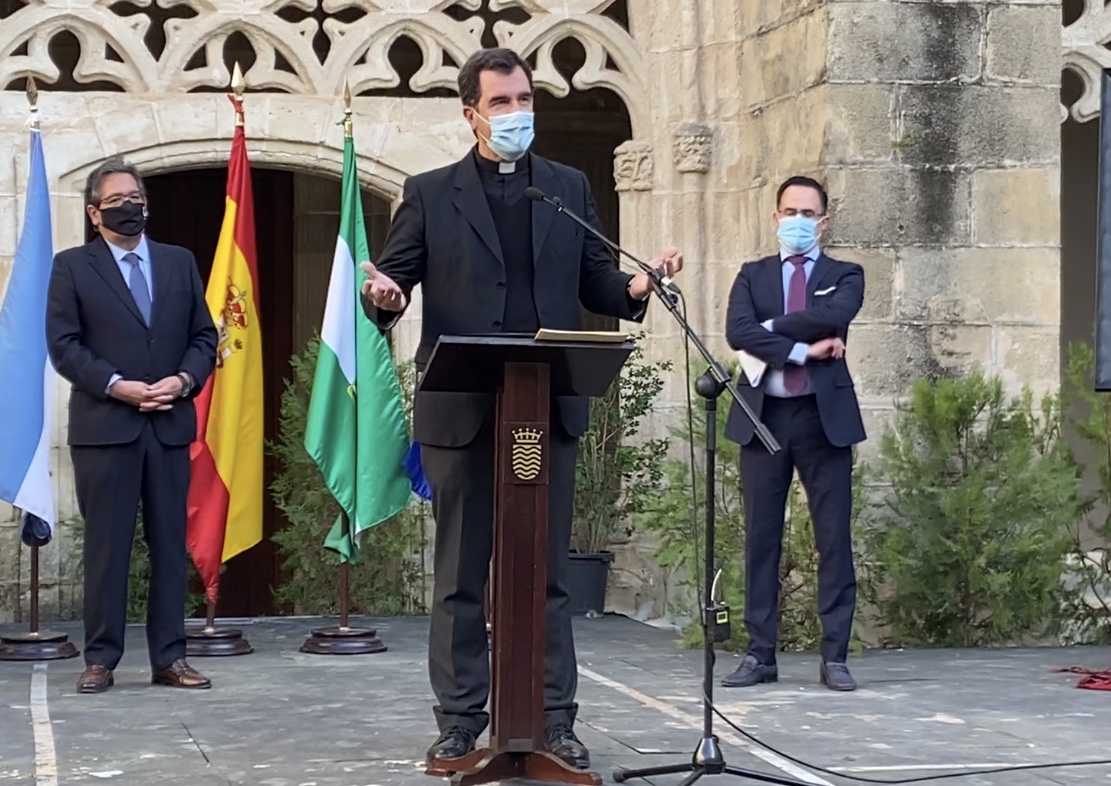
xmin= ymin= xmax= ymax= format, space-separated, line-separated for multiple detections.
xmin=722 ymin=175 xmax=866 ymax=692
xmin=46 ymin=159 xmax=218 ymax=694
xmin=359 ymin=47 xmax=682 ymax=768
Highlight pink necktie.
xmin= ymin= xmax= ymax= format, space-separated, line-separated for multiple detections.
xmin=783 ymin=256 xmax=808 ymax=395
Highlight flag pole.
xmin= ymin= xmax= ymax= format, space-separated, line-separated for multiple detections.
xmin=299 ymin=78 xmax=385 ymax=656
xmin=183 ymin=61 xmax=254 ymax=658
xmin=0 ymin=77 xmax=77 ymax=662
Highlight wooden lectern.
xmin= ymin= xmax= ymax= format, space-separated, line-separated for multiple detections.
xmin=418 ymin=333 xmax=634 ymax=786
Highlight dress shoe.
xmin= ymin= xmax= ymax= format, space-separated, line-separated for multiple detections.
xmin=76 ymin=665 xmax=113 ymax=693
xmin=544 ymin=722 xmax=590 ymax=769
xmin=820 ymin=661 xmax=857 ymax=691
xmin=151 ymin=659 xmax=211 ymax=689
xmin=721 ymin=654 xmax=778 ymax=687
xmin=426 ymin=726 xmax=477 ymax=762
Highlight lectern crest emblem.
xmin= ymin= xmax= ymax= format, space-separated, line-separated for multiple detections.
xmin=511 ymin=428 xmax=543 ymax=481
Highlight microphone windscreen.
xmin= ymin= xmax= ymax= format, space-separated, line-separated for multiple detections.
xmin=524 ymin=186 xmax=545 ymax=201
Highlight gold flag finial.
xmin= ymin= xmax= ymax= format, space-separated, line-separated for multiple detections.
xmin=231 ymin=61 xmax=245 ymax=97
xmin=342 ymin=77 xmax=353 ymax=138
xmin=230 ymin=62 xmax=245 ymax=127
xmin=26 ymin=76 xmax=39 ymax=129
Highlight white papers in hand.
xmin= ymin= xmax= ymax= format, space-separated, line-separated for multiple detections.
xmin=735 ymin=350 xmax=766 ymax=387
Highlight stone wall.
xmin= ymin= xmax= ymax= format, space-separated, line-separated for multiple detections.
xmin=825 ymin=0 xmax=1062 ymax=429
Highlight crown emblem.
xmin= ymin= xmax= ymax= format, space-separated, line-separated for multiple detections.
xmin=512 ymin=428 xmax=542 ymax=445
xmin=510 ymin=427 xmax=544 ymax=481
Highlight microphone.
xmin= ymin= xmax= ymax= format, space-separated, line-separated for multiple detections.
xmin=525 ymin=187 xmax=682 ymax=297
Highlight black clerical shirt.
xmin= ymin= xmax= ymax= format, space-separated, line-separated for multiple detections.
xmin=473 ymin=149 xmax=541 ymax=334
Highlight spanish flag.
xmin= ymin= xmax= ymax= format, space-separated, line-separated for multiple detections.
xmin=186 ymin=95 xmax=264 ymax=602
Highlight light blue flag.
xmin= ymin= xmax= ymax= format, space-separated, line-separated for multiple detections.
xmin=0 ymin=127 xmax=55 ymax=541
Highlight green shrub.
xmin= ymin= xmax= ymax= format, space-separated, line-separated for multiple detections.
xmin=863 ymin=371 xmax=1081 ymax=648
xmin=267 ymin=336 xmax=428 ymax=616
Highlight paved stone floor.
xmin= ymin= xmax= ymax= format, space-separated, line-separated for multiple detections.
xmin=0 ymin=615 xmax=1109 ymax=786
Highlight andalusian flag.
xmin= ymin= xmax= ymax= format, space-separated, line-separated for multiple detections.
xmin=304 ymin=130 xmax=411 ymax=563
xmin=186 ymin=95 xmax=264 ymax=601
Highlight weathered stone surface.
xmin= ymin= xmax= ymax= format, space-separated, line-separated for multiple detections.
xmin=897 ymin=85 xmax=1059 ymax=167
xmin=997 ymin=326 xmax=1063 ymax=396
xmin=986 ymin=5 xmax=1064 ymax=85
xmin=827 ymin=84 xmax=896 ymax=166
xmin=896 ymin=247 xmax=1060 ymax=325
xmin=972 ymin=168 xmax=1060 ymax=246
xmin=828 ymin=2 xmax=983 ymax=84
xmin=845 ymin=324 xmax=942 ymax=398
xmin=740 ymin=7 xmax=829 ymax=110
xmin=840 ymin=247 xmax=896 ymax=323
xmin=827 ymin=168 xmax=972 ymax=247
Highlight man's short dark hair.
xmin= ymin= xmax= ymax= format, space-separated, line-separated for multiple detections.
xmin=776 ymin=175 xmax=828 ymax=214
xmin=85 ymin=158 xmax=146 ymax=208
xmin=457 ymin=47 xmax=533 ymax=108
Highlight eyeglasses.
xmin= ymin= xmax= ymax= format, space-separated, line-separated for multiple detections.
xmin=779 ymin=208 xmax=824 ymax=219
xmin=99 ymin=192 xmax=145 ymax=209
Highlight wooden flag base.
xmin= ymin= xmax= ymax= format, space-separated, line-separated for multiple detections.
xmin=300 ymin=625 xmax=386 ymax=655
xmin=185 ymin=600 xmax=253 ymax=657
xmin=186 ymin=626 xmax=254 ymax=657
xmin=0 ymin=545 xmax=79 ymax=662
xmin=0 ymin=630 xmax=78 ymax=661
xmin=426 ymin=751 xmax=602 ymax=786
xmin=299 ymin=557 xmax=387 ymax=655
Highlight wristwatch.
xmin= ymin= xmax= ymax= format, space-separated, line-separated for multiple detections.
xmin=176 ymin=372 xmax=193 ymax=398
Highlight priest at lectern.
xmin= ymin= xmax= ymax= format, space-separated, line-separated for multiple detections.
xmin=359 ymin=47 xmax=683 ymax=771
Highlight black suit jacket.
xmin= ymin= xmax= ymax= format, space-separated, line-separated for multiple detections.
xmin=724 ymin=253 xmax=867 ymax=448
xmin=362 ymin=151 xmax=645 ymax=448
xmin=46 ymin=236 xmax=218 ymax=447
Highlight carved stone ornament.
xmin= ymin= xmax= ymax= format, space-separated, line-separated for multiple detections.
xmin=0 ymin=0 xmax=649 ymax=134
xmin=1065 ymin=3 xmax=1111 ymax=123
xmin=673 ymin=122 xmax=712 ymax=174
xmin=613 ymin=140 xmax=652 ymax=192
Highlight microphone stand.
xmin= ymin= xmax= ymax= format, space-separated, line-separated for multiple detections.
xmin=529 ymin=190 xmax=809 ymax=786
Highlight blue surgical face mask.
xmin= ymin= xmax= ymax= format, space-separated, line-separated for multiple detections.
xmin=776 ymin=214 xmax=821 ymax=255
xmin=479 ymin=111 xmax=535 ymax=162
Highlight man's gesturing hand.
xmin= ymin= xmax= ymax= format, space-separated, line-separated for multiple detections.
xmin=360 ymin=261 xmax=407 ymax=312
xmin=806 ymin=337 xmax=846 ymax=361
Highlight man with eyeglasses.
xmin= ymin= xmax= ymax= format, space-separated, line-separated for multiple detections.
xmin=46 ymin=158 xmax=217 ymax=694
xmin=721 ymin=175 xmax=867 ymax=692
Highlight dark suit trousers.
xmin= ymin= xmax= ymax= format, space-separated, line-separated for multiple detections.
xmin=71 ymin=422 xmax=190 ymax=671
xmin=739 ymin=395 xmax=856 ymax=664
xmin=420 ymin=412 xmax=579 ymax=736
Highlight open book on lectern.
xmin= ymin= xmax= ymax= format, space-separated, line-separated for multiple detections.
xmin=533 ymin=328 xmax=629 ymax=344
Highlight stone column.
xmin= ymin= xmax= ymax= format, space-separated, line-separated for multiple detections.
xmin=823 ymin=0 xmax=1062 ymax=439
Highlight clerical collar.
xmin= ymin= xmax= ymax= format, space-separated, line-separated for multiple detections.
xmin=473 ymin=147 xmax=530 ymax=175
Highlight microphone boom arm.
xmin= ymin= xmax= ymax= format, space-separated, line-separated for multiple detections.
xmin=525 ymin=186 xmax=780 ymax=454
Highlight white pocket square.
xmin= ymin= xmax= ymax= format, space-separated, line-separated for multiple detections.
xmin=815 ymin=286 xmax=837 ymax=296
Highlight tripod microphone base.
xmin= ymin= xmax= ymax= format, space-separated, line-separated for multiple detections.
xmin=612 ymin=735 xmax=809 ymax=786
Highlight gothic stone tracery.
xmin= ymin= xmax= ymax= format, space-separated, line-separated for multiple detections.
xmin=1065 ymin=1 xmax=1111 ymax=123
xmin=0 ymin=0 xmax=648 ymax=133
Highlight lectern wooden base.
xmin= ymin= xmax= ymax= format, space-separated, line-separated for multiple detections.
xmin=426 ymin=751 xmax=602 ymax=786
xmin=417 ymin=335 xmax=632 ymax=786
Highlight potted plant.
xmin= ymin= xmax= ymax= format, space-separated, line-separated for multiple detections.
xmin=569 ymin=341 xmax=670 ymax=615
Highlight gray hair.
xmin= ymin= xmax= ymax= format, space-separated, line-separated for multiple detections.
xmin=457 ymin=48 xmax=532 ymax=108
xmin=84 ymin=158 xmax=146 ymax=207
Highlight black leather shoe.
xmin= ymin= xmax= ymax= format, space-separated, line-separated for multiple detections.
xmin=721 ymin=654 xmax=778 ymax=687
xmin=820 ymin=661 xmax=857 ymax=691
xmin=426 ymin=726 xmax=477 ymax=762
xmin=544 ymin=723 xmax=590 ymax=769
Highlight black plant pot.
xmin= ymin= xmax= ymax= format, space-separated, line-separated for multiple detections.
xmin=567 ymin=550 xmax=615 ymax=616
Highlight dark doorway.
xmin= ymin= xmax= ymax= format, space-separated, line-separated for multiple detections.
xmin=83 ymin=167 xmax=393 ymax=616
xmin=146 ymin=168 xmax=295 ymax=617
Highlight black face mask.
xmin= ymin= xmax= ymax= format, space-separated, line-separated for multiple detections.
xmin=99 ymin=201 xmax=147 ymax=237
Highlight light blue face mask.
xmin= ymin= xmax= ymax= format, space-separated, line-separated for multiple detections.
xmin=776 ymin=214 xmax=821 ymax=255
xmin=480 ymin=111 xmax=535 ymax=162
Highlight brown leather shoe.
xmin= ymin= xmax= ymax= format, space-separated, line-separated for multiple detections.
xmin=76 ymin=665 xmax=113 ymax=693
xmin=151 ymin=659 xmax=211 ymax=689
